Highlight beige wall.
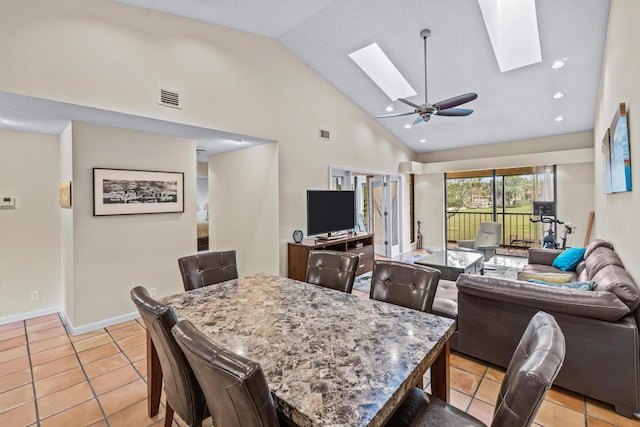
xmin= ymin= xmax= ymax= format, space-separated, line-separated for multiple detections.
xmin=593 ymin=0 xmax=640 ymax=281
xmin=0 ymin=130 xmax=61 ymax=318
xmin=59 ymin=123 xmax=75 ymax=321
xmin=68 ymin=122 xmax=196 ymax=329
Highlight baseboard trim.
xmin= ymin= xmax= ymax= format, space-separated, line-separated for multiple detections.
xmin=61 ymin=311 xmax=141 ymax=336
xmin=0 ymin=307 xmax=62 ymax=325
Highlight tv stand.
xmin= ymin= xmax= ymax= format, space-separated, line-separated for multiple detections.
xmin=287 ymin=233 xmax=374 ymax=282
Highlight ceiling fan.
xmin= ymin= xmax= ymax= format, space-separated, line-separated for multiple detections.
xmin=377 ymin=29 xmax=477 ymax=124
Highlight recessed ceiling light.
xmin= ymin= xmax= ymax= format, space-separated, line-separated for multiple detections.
xmin=554 ymin=116 xmax=565 ymax=122
xmin=478 ymin=0 xmax=542 ymax=72
xmin=349 ymin=43 xmax=417 ymax=101
xmin=419 ymin=139 xmax=427 ymax=143
xmin=552 ymin=92 xmax=565 ymax=99
xmin=385 ymin=105 xmax=394 ymax=112
xmin=551 ymin=60 xmax=566 ymax=69
xmin=404 ymin=124 xmax=412 ymax=129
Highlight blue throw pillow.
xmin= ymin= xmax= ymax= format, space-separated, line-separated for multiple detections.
xmin=528 ymin=279 xmax=595 ymax=291
xmin=552 ymin=247 xmax=586 ymax=271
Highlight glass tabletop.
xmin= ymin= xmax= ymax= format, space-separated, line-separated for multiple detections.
xmin=416 ymin=249 xmax=484 ymax=269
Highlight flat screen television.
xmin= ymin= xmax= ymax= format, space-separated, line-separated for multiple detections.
xmin=307 ymin=190 xmax=356 ymax=237
xmin=532 ymin=200 xmax=556 ymax=217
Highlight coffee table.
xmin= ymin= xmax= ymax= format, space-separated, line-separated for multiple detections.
xmin=415 ymin=249 xmax=484 ymax=280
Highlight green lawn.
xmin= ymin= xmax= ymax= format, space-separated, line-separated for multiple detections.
xmin=446 ymin=204 xmax=539 ymax=244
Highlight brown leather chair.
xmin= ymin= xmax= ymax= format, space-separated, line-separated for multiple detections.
xmin=385 ymin=311 xmax=566 ymax=427
xmin=130 ymin=286 xmax=207 ymax=427
xmin=178 ymin=250 xmax=238 ymax=291
xmin=305 ymin=250 xmax=360 ymax=293
xmin=172 ymin=319 xmax=281 ymax=427
xmin=370 ymin=260 xmax=441 ymax=312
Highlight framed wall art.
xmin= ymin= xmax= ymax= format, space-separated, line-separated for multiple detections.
xmin=59 ymin=181 xmax=72 ymax=208
xmin=608 ymin=102 xmax=632 ymax=193
xmin=93 ymin=168 xmax=184 ymax=216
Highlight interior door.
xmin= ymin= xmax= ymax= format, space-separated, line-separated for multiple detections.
xmin=370 ymin=175 xmax=402 ymax=257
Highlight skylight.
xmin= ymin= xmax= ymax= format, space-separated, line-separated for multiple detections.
xmin=478 ymin=0 xmax=542 ymax=72
xmin=349 ymin=43 xmax=417 ymax=101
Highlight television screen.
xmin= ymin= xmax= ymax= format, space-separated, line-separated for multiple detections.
xmin=532 ymin=200 xmax=556 ymax=217
xmin=307 ymin=190 xmax=356 ymax=236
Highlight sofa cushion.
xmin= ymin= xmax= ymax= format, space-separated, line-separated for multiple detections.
xmin=517 ymin=271 xmax=575 ymax=284
xmin=584 ymin=239 xmax=615 ymax=259
xmin=592 ymin=265 xmax=640 ymax=311
xmin=527 ymin=280 xmax=595 ymax=291
xmin=585 ymin=247 xmax=625 ymax=278
xmin=432 ymin=280 xmax=458 ymax=319
xmin=552 ymin=247 xmax=586 ymax=271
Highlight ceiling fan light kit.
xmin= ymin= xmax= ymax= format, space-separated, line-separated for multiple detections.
xmin=375 ymin=29 xmax=477 ymax=125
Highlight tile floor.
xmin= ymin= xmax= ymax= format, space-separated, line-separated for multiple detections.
xmin=0 ymin=310 xmax=638 ymax=426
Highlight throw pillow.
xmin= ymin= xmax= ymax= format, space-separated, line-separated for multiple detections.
xmin=517 ymin=271 xmax=574 ymax=284
xmin=527 ymin=279 xmax=595 ymax=291
xmin=552 ymin=247 xmax=586 ymax=271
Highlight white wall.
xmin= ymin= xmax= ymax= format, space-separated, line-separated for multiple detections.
xmin=593 ymin=0 xmax=640 ymax=281
xmin=68 ymin=122 xmax=196 ymax=328
xmin=59 ymin=123 xmax=74 ymax=321
xmin=209 ymin=143 xmax=279 ymax=276
xmin=0 ymin=130 xmax=61 ymax=318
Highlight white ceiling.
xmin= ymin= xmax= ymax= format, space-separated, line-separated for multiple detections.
xmin=0 ymin=0 xmax=610 ymax=157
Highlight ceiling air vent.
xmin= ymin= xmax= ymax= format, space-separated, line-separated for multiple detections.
xmin=319 ymin=128 xmax=331 ymax=141
xmin=158 ymin=87 xmax=182 ymax=109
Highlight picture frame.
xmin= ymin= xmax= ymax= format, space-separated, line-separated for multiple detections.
xmin=93 ymin=168 xmax=184 ymax=216
xmin=59 ymin=181 xmax=72 ymax=208
xmin=608 ymin=102 xmax=632 ymax=193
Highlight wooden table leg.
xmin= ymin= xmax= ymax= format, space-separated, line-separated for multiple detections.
xmin=429 ymin=339 xmax=450 ymax=403
xmin=147 ymin=330 xmax=163 ymax=417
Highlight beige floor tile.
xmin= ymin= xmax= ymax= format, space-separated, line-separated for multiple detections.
xmin=0 ymin=321 xmax=24 ymax=333
xmin=84 ymin=353 xmax=130 ymax=378
xmin=27 ymin=326 xmax=67 ymax=343
xmin=109 ymin=324 xmax=145 ymax=341
xmin=106 ymin=320 xmax=139 ymax=332
xmin=39 ymin=399 xmax=104 ymax=427
xmin=450 ymin=365 xmax=482 ymax=396
xmin=98 ymin=378 xmax=147 ymax=416
xmin=534 ymin=400 xmax=585 ymax=427
xmin=467 ymin=398 xmax=494 ymax=425
xmin=116 ymin=332 xmax=146 ymax=350
xmin=133 ymin=358 xmax=147 ymax=379
xmin=32 ymin=354 xmax=80 ymax=381
xmin=123 ymin=344 xmax=146 ymax=362
xmin=0 ymin=345 xmax=28 ymax=364
xmin=0 ymin=335 xmax=26 ymax=352
xmin=37 ymin=381 xmax=93 ymax=419
xmin=73 ymin=333 xmax=114 ymax=353
xmin=77 ymin=342 xmax=120 ymax=365
xmin=25 ymin=314 xmax=60 ymax=325
xmin=484 ymin=365 xmax=506 ymax=382
xmin=69 ymin=329 xmax=106 ymax=343
xmin=587 ymin=416 xmax=618 ymax=426
xmin=91 ymin=364 xmax=141 ymax=396
xmin=475 ymin=377 xmax=500 ymax=405
xmin=29 ymin=343 xmax=75 ymax=366
xmin=25 ymin=319 xmax=63 ymax=334
xmin=545 ymin=385 xmax=585 ymax=413
xmin=0 ymin=383 xmax=34 ymax=413
xmin=0 ymin=356 xmax=30 ymax=377
xmin=0 ymin=401 xmax=36 ymax=426
xmin=450 ymin=352 xmax=488 ymax=376
xmin=0 ymin=369 xmax=32 ymax=394
xmin=0 ymin=327 xmax=25 ymax=342
xmin=28 ymin=335 xmax=70 ymax=354
xmin=586 ymin=398 xmax=640 ymax=427
xmin=107 ymin=399 xmax=163 ymax=427
xmin=450 ymin=389 xmax=472 ymax=412
xmin=88 ymin=420 xmax=109 ymax=427
xmin=35 ymin=367 xmax=86 ymax=398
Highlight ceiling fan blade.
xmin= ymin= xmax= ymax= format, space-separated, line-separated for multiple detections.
xmin=436 ymin=108 xmax=474 ymax=117
xmin=397 ymin=98 xmax=421 ymax=109
xmin=375 ymin=111 xmax=416 ymax=118
xmin=433 ymin=93 xmax=478 ymax=110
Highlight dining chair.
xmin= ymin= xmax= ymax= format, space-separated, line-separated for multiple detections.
xmin=172 ymin=319 xmax=282 ymax=427
xmin=369 ymin=260 xmax=441 ymax=312
xmin=305 ymin=250 xmax=360 ymax=293
xmin=385 ymin=311 xmax=566 ymax=427
xmin=130 ymin=286 xmax=208 ymax=427
xmin=178 ymin=250 xmax=238 ymax=291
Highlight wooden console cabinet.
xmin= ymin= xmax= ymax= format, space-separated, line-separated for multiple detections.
xmin=287 ymin=233 xmax=374 ymax=282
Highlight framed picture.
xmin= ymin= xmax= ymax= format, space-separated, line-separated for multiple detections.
xmin=59 ymin=181 xmax=72 ymax=208
xmin=93 ymin=168 xmax=184 ymax=216
xmin=608 ymin=102 xmax=632 ymax=193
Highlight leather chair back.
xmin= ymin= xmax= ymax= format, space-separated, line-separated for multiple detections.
xmin=491 ymin=311 xmax=565 ymax=427
xmin=178 ymin=250 xmax=238 ymax=291
xmin=130 ymin=286 xmax=206 ymax=427
xmin=370 ymin=260 xmax=440 ymax=312
xmin=172 ymin=320 xmax=281 ymax=427
xmin=305 ymin=250 xmax=360 ymax=293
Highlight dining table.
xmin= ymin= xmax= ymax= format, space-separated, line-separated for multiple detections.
xmin=147 ymin=273 xmax=456 ymax=426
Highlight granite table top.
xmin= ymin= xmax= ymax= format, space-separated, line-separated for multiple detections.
xmin=160 ymin=273 xmax=455 ymax=427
